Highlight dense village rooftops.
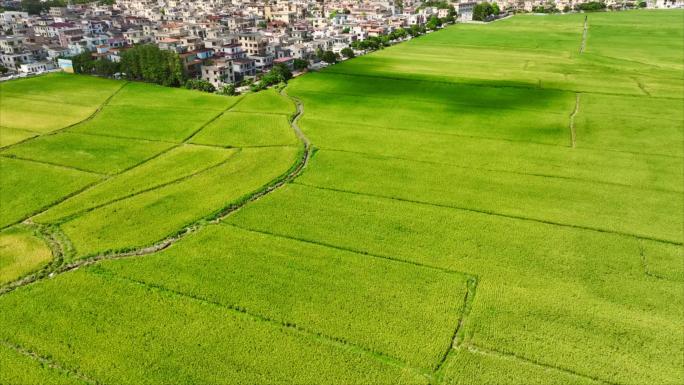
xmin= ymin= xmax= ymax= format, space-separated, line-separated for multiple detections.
xmin=50 ymin=22 xmax=76 ymax=28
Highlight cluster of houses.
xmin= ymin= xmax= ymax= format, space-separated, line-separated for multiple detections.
xmin=0 ymin=0 xmax=682 ymax=85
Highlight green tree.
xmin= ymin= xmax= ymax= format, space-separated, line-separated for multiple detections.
xmin=341 ymin=47 xmax=355 ymax=58
xmin=271 ymin=63 xmax=292 ymax=81
xmin=473 ymin=2 xmax=495 ymax=21
xmin=119 ymin=44 xmax=185 ymax=86
xmin=218 ymin=84 xmax=236 ymax=96
xmin=185 ymin=79 xmax=216 ymax=93
xmin=321 ymin=50 xmax=338 ymax=64
xmin=426 ymin=15 xmax=442 ymax=30
xmin=577 ymin=1 xmax=606 ymax=10
xmin=293 ymin=58 xmax=309 ymax=70
xmin=445 ymin=6 xmax=457 ymax=23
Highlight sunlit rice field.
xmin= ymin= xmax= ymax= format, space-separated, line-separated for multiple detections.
xmin=0 ymin=9 xmax=682 ymax=385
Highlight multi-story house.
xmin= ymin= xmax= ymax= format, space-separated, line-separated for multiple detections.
xmin=201 ymin=57 xmax=234 ymax=87
xmin=239 ymin=32 xmax=268 ymax=56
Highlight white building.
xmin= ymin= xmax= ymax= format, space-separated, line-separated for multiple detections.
xmin=19 ymin=61 xmax=55 ymax=74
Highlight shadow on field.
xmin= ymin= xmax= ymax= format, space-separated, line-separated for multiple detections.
xmin=294 ymin=71 xmax=572 ymax=112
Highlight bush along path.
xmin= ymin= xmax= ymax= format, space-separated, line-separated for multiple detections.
xmin=0 ymin=87 xmax=311 ymax=296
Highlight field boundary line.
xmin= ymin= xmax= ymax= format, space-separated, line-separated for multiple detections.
xmin=305 ymin=116 xmax=684 ymax=159
xmin=0 ymin=165 xmax=106 ymax=232
xmin=0 ymin=153 xmax=105 ymax=176
xmin=43 ymin=149 xmax=243 ymax=226
xmin=0 ymin=125 xmax=41 ymax=134
xmin=181 ymin=96 xmax=245 ymax=143
xmin=462 ymin=344 xmax=619 ymax=385
xmin=223 ymin=223 xmax=476 ymax=277
xmin=0 ymin=224 xmax=71 ymax=295
xmin=90 ymin=268 xmax=431 ymax=380
xmin=433 ymin=277 xmax=479 ymax=376
xmin=569 ymin=93 xmax=580 ymax=148
xmin=579 ymin=16 xmax=588 ymax=54
xmin=293 ymin=182 xmax=683 ymax=246
xmin=638 ymin=246 xmax=679 ymax=281
xmin=224 ymin=109 xmax=294 ymax=117
xmin=198 ymin=143 xmax=300 ymax=149
xmin=316 ymin=147 xmax=683 ymax=194
xmin=0 ymin=85 xmax=312 ymax=296
xmin=632 ymin=77 xmax=651 ymax=97
xmin=0 ymin=339 xmax=100 ymax=385
xmin=0 ymin=154 xmax=108 ymax=176
xmin=68 ymin=130 xmax=180 ymax=144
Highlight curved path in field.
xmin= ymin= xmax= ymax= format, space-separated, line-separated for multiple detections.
xmin=0 ymin=88 xmax=311 ymax=296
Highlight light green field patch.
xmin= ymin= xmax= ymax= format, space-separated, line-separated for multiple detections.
xmin=101 ymin=224 xmax=469 ymax=369
xmin=640 ymin=242 xmax=684 ymax=282
xmin=0 ymin=342 xmax=87 ymax=385
xmin=0 ymin=73 xmax=121 ymax=105
xmin=1 ymin=132 xmax=174 ymax=174
xmin=109 ymin=81 xmax=237 ymax=111
xmin=60 ymin=146 xmax=299 ymax=258
xmin=0 ymin=157 xmax=101 ymax=228
xmin=0 ymin=97 xmax=94 ymax=133
xmin=298 ymin=150 xmax=683 ymax=243
xmin=298 ymin=118 xmax=683 ymax=192
xmin=438 ymin=348 xmax=599 ymax=385
xmin=35 ymin=145 xmax=237 ymax=224
xmin=72 ymin=105 xmax=222 ymax=142
xmin=574 ymin=93 xmax=684 ymax=156
xmin=227 ymin=184 xmax=684 ymax=384
xmin=0 ymin=270 xmax=427 ymax=384
xmin=190 ymin=111 xmax=298 ymax=147
xmin=231 ymin=89 xmax=296 ymax=115
xmin=0 ymin=126 xmax=38 ymax=148
xmin=0 ymin=226 xmax=52 ymax=286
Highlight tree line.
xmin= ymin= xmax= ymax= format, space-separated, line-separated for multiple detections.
xmin=71 ymin=44 xmax=184 ymax=87
xmin=16 ymin=0 xmax=113 ymax=15
xmin=70 ymin=44 xmax=298 ymax=95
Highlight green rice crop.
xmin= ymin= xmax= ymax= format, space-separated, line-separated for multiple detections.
xmin=190 ymin=111 xmax=298 ymax=147
xmin=1 ymin=132 xmax=174 ymax=174
xmin=0 ymin=157 xmax=101 ymax=228
xmin=0 ymin=270 xmax=427 ymax=384
xmin=99 ymin=224 xmax=469 ymax=369
xmin=35 ymin=145 xmax=237 ymax=224
xmin=0 ymin=226 xmax=52 ymax=286
xmin=0 ymin=10 xmax=681 ymax=385
xmin=71 ymin=105 xmax=223 ymax=143
xmin=230 ymin=89 xmax=296 ymax=115
xmin=60 ymin=146 xmax=299 ymax=257
xmin=0 ymin=342 xmax=86 ymax=385
xmin=0 ymin=127 xmax=38 ymax=148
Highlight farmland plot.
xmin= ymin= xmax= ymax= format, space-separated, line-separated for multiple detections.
xmin=0 ymin=9 xmax=682 ymax=385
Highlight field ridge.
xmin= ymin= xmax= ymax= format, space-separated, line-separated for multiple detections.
xmin=0 ymin=89 xmax=311 ymax=296
xmin=293 ymin=182 xmax=683 ymax=245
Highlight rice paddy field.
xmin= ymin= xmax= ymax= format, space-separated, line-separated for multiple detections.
xmin=0 ymin=9 xmax=682 ymax=385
